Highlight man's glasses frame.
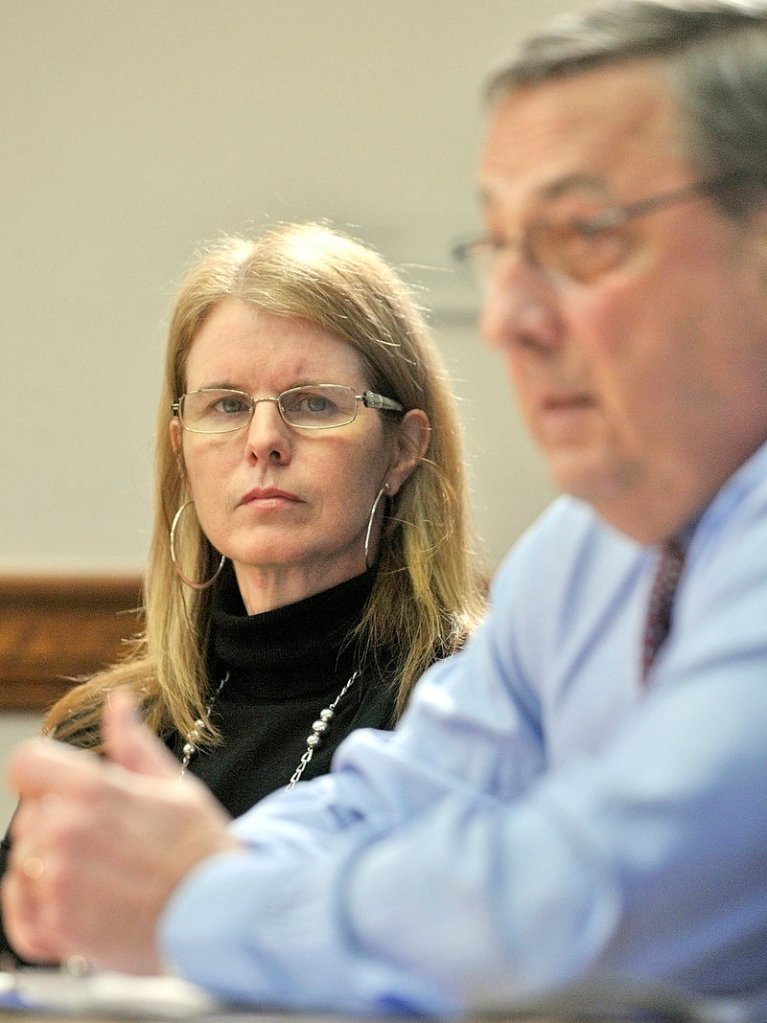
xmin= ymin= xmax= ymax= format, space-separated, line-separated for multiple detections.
xmin=452 ymin=172 xmax=747 ymax=286
xmin=172 ymin=384 xmax=405 ymax=435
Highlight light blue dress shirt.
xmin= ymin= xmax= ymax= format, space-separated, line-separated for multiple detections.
xmin=161 ymin=440 xmax=767 ymax=1015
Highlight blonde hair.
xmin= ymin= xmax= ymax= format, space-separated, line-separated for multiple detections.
xmin=46 ymin=223 xmax=486 ymax=747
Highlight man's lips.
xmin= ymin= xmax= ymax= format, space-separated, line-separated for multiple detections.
xmin=536 ymin=393 xmax=596 ymax=439
xmin=238 ymin=487 xmax=302 ymax=507
xmin=541 ymin=392 xmax=594 ymax=412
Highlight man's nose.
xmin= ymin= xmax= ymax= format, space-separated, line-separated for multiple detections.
xmin=479 ymin=254 xmax=563 ymax=353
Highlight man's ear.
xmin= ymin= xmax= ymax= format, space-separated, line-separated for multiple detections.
xmin=747 ymin=205 xmax=767 ymax=292
xmin=386 ymin=409 xmax=431 ymax=497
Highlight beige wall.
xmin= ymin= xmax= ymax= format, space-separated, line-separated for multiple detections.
xmin=0 ymin=1 xmax=575 ymax=810
xmin=1 ymin=0 xmax=573 ymax=579
xmin=0 ymin=714 xmax=43 ymax=830
xmin=1 ymin=0 xmax=585 ymax=837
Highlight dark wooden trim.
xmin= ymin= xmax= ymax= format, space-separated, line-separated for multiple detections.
xmin=0 ymin=575 xmax=143 ymax=712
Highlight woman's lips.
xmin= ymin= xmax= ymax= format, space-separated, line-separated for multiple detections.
xmin=239 ymin=487 xmax=302 ymax=508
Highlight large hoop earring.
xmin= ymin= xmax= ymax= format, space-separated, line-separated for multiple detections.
xmin=169 ymin=500 xmax=226 ymax=590
xmin=364 ymin=482 xmax=391 ymax=570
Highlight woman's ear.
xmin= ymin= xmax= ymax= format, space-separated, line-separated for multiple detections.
xmin=170 ymin=417 xmax=182 ymax=455
xmin=386 ymin=409 xmax=431 ymax=497
xmin=169 ymin=418 xmax=187 ymax=483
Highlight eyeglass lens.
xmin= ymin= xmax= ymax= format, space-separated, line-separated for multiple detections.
xmin=532 ymin=220 xmax=632 ymax=283
xmin=179 ymin=385 xmax=362 ymax=434
xmin=459 ymin=177 xmax=737 ymax=287
xmin=462 ymin=218 xmax=634 ymax=288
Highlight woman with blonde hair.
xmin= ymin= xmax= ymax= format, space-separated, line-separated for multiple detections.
xmin=0 ymin=221 xmax=486 ymax=957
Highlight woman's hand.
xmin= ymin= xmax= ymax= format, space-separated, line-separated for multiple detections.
xmin=2 ymin=690 xmax=240 ymax=973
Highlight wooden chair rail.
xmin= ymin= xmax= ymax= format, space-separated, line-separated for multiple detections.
xmin=0 ymin=575 xmax=143 ymax=712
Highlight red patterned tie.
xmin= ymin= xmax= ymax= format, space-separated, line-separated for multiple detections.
xmin=641 ymin=537 xmax=686 ymax=683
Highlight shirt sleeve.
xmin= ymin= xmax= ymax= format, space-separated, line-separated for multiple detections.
xmin=159 ymin=493 xmax=767 ymax=1014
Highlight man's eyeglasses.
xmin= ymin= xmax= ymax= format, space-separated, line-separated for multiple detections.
xmin=452 ymin=173 xmax=744 ymax=287
xmin=172 ymin=384 xmax=405 ymax=435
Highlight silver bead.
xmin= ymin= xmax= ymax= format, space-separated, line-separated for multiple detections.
xmin=286 ymin=669 xmax=359 ymax=792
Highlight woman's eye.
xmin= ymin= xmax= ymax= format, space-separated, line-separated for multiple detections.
xmin=304 ymin=394 xmax=333 ymax=413
xmin=283 ymin=390 xmax=337 ymax=416
xmin=217 ymin=396 xmax=247 ymax=414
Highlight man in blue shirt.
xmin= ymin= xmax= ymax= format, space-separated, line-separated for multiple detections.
xmin=4 ymin=0 xmax=767 ymax=1013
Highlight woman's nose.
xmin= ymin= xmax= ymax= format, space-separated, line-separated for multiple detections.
xmin=243 ymin=399 xmax=293 ymax=462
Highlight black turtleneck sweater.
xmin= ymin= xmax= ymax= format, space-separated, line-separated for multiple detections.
xmin=0 ymin=567 xmax=398 ymax=960
xmin=170 ymin=566 xmax=398 ymax=818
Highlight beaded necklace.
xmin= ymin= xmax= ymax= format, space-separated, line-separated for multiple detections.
xmin=179 ymin=669 xmax=360 ymax=788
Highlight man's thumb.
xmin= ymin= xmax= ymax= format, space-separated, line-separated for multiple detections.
xmin=102 ymin=688 xmax=179 ymax=779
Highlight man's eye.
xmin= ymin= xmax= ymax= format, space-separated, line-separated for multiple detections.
xmin=559 ymin=221 xmax=631 ymax=282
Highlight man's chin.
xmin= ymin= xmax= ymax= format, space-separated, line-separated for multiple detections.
xmin=549 ymin=454 xmax=643 ymax=510
xmin=546 ymin=451 xmax=616 ymax=503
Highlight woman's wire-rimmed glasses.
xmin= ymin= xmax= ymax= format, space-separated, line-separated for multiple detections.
xmin=452 ymin=172 xmax=746 ymax=287
xmin=172 ymin=384 xmax=405 ymax=435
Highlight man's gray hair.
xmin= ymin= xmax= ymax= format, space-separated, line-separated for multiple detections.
xmin=486 ymin=1 xmax=767 ymax=216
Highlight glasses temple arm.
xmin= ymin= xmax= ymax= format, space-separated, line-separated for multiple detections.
xmin=360 ymin=391 xmax=405 ymax=414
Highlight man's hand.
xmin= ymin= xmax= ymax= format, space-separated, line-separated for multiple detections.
xmin=2 ymin=690 xmax=240 ymax=973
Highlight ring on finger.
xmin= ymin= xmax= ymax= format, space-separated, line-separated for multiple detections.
xmin=20 ymin=855 xmax=45 ymax=881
